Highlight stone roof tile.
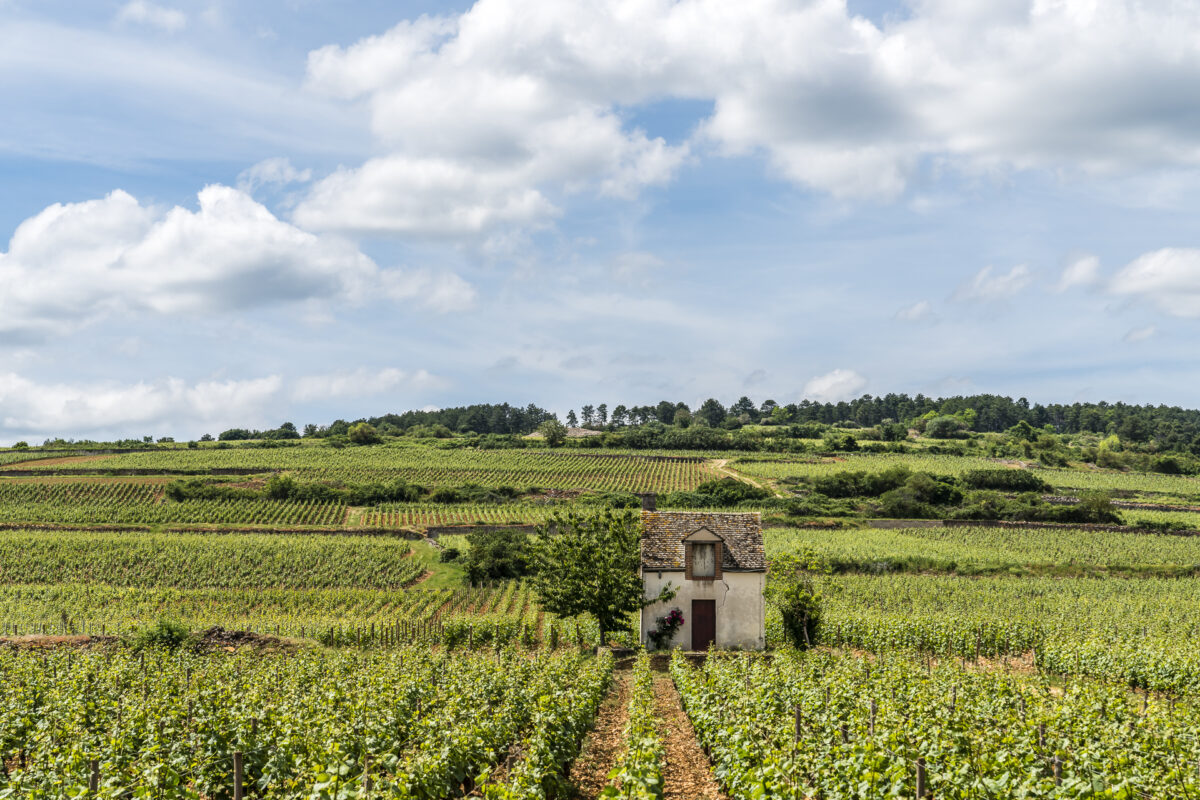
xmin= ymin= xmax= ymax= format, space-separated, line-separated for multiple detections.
xmin=640 ymin=511 xmax=766 ymax=572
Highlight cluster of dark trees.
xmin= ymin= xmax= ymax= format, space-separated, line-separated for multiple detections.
xmin=190 ymin=394 xmax=1200 ymax=457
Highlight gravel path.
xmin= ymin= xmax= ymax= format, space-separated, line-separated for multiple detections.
xmin=652 ymin=674 xmax=728 ymax=800
xmin=569 ymin=670 xmax=631 ymax=799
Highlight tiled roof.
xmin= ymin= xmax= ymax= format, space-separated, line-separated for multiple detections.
xmin=640 ymin=511 xmax=766 ymax=572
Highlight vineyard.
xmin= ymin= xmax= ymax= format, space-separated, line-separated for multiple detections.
xmin=673 ymin=649 xmax=1200 ymax=799
xmin=1 ymin=436 xmax=1200 ymax=797
xmin=22 ymin=446 xmax=718 ymax=493
xmin=361 ymin=502 xmax=558 ymax=528
xmin=0 ymin=481 xmax=347 ymax=527
xmin=811 ymin=573 xmax=1200 ymax=693
xmin=0 ymin=646 xmax=612 ymax=798
xmin=764 ymin=523 xmax=1200 ymax=576
xmin=729 ymin=452 xmax=1200 ymax=500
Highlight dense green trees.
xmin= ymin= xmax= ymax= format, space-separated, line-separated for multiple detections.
xmin=537 ymin=419 xmax=567 ymax=447
xmin=529 ymin=511 xmax=674 ymax=642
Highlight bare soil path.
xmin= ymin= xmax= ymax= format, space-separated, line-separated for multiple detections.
xmin=652 ymin=674 xmax=728 ymax=800
xmin=710 ymin=458 xmax=784 ymax=498
xmin=569 ymin=670 xmax=632 ymax=799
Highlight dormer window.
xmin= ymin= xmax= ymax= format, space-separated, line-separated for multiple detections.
xmin=692 ymin=543 xmax=716 ymax=578
xmin=683 ymin=527 xmax=724 ymax=581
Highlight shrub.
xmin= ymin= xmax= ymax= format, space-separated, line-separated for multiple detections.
xmin=464 ymin=529 xmax=531 ymax=585
xmin=963 ymin=469 xmax=1052 ymax=493
xmin=926 ymin=416 xmax=969 ymax=439
xmin=647 ymin=608 xmax=684 ymax=650
xmin=130 ymin=619 xmax=190 ymax=651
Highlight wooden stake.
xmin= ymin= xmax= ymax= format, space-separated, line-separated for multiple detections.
xmin=89 ymin=759 xmax=99 ymax=794
xmin=916 ymin=757 xmax=927 ymax=798
xmin=233 ymin=752 xmax=244 ymax=800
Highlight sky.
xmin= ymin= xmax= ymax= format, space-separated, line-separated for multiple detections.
xmin=3 ymin=0 xmax=1200 ymax=443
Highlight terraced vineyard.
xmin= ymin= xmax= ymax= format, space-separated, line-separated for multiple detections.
xmin=362 ymin=502 xmax=558 ymax=528
xmin=21 ymin=445 xmax=718 ymax=492
xmin=0 ymin=481 xmax=347 ymax=526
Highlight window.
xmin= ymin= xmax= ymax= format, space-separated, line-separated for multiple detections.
xmin=692 ymin=542 xmax=716 ymax=578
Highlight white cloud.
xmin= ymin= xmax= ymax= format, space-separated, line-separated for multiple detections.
xmin=294 ymin=156 xmax=559 ymax=236
xmin=0 ymin=368 xmax=442 ymax=441
xmin=803 ymin=369 xmax=867 ymax=403
xmin=291 ymin=368 xmax=445 ymax=403
xmin=954 ymin=265 xmax=1033 ymax=302
xmin=895 ymin=300 xmax=934 ymax=322
xmin=290 ymin=0 xmax=1200 ymax=230
xmin=0 ymin=186 xmax=474 ymax=340
xmin=1111 ymin=248 xmax=1200 ymax=317
xmin=1057 ymin=255 xmax=1101 ymax=291
xmin=1124 ymin=326 xmax=1157 ymax=343
xmin=236 ymin=157 xmax=313 ymax=194
xmin=0 ymin=373 xmax=280 ymax=438
xmin=379 ymin=269 xmax=478 ymax=313
xmin=116 ymin=1 xmax=186 ymax=33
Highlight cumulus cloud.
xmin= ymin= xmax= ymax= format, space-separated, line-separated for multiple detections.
xmin=895 ymin=300 xmax=934 ymax=322
xmin=236 ymin=157 xmax=314 ymax=194
xmin=1111 ymin=248 xmax=1200 ymax=317
xmin=0 ymin=186 xmax=474 ymax=339
xmin=294 ymin=156 xmax=560 ymax=236
xmin=290 ymin=0 xmax=1200 ymax=233
xmin=954 ymin=265 xmax=1033 ymax=302
xmin=803 ymin=369 xmax=867 ymax=403
xmin=116 ymin=1 xmax=186 ymax=33
xmin=0 ymin=368 xmax=441 ymax=441
xmin=1057 ymin=255 xmax=1101 ymax=291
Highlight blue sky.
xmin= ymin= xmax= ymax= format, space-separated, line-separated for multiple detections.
xmin=2 ymin=0 xmax=1200 ymax=442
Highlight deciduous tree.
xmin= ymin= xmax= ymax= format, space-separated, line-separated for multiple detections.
xmin=529 ymin=510 xmax=674 ymax=642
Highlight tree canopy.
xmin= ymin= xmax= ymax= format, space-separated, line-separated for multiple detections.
xmin=528 ymin=510 xmax=674 ymax=641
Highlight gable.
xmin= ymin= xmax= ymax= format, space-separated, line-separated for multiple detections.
xmin=681 ymin=527 xmax=724 ymax=543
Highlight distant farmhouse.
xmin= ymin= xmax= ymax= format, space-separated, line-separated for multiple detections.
xmin=639 ymin=503 xmax=766 ymax=650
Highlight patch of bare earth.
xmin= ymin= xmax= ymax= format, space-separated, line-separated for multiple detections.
xmin=193 ymin=626 xmax=299 ymax=654
xmin=569 ymin=670 xmax=631 ymax=799
xmin=653 ymin=675 xmax=728 ymax=800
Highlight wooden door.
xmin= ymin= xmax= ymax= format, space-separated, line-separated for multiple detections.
xmin=692 ymin=599 xmax=716 ymax=650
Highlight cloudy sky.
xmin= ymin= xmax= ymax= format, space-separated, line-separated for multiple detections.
xmin=2 ymin=0 xmax=1200 ymax=442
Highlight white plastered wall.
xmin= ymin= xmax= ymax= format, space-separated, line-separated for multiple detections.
xmin=640 ymin=569 xmax=765 ymax=650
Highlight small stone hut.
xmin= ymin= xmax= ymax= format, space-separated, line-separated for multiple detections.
xmin=638 ymin=506 xmax=766 ymax=650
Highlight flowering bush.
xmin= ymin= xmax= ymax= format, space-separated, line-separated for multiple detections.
xmin=647 ymin=608 xmax=684 ymax=650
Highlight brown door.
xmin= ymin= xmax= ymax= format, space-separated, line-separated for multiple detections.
xmin=692 ymin=599 xmax=716 ymax=650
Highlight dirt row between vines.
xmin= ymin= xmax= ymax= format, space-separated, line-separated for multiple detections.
xmin=570 ymin=666 xmax=727 ymax=800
